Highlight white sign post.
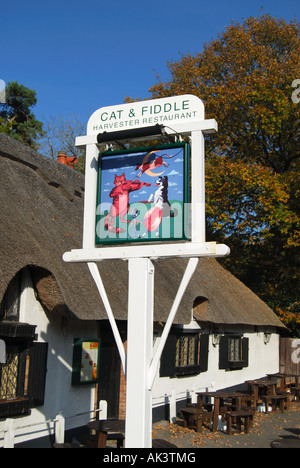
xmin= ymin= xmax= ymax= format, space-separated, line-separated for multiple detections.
xmin=63 ymin=94 xmax=229 ymax=448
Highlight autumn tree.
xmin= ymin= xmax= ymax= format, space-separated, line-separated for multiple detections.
xmin=149 ymin=14 xmax=300 ymax=332
xmin=0 ymin=81 xmax=44 ymax=149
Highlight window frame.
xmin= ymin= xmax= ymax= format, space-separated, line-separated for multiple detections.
xmin=0 ymin=271 xmax=48 ymax=417
xmin=160 ymin=328 xmax=209 ymax=378
xmin=0 ymin=331 xmax=48 ymax=417
xmin=175 ymin=331 xmax=201 ymax=376
xmin=219 ymin=334 xmax=249 ymax=371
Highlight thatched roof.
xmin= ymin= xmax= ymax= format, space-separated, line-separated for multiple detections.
xmin=156 ymin=257 xmax=285 ymax=329
xmin=0 ymin=133 xmax=285 ymax=329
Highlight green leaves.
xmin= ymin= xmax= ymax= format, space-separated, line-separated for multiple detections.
xmin=148 ymin=14 xmax=300 ymax=331
xmin=0 ymin=81 xmax=44 ymax=149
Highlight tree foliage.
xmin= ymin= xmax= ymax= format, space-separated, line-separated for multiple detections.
xmin=151 ymin=15 xmax=300 ymax=172
xmin=0 ymin=81 xmax=44 ymax=149
xmin=149 ymin=14 xmax=300 ymax=333
xmin=39 ymin=114 xmax=86 ymax=173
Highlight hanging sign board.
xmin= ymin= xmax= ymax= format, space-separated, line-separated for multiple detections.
xmin=64 ymin=94 xmax=230 ymax=262
xmin=88 ymin=95 xmax=205 ymax=135
xmin=96 ymin=142 xmax=190 ymax=244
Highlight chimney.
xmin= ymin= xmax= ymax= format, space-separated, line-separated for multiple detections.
xmin=57 ymin=151 xmax=78 ymax=169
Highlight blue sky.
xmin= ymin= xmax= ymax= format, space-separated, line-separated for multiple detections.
xmin=1 ymin=0 xmax=299 ymax=128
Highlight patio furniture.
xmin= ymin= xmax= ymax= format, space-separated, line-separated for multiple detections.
xmin=225 ymin=410 xmax=253 ymax=435
xmin=196 ymin=391 xmax=252 ymax=432
xmin=290 ymin=386 xmax=300 ymax=402
xmin=87 ymin=419 xmax=125 ymax=448
xmin=152 ymin=439 xmax=178 ymax=448
xmin=267 ymin=373 xmax=300 ymax=391
xmin=245 ymin=379 xmax=277 ymax=408
xmin=261 ymin=394 xmax=289 ymax=413
xmin=275 ymin=390 xmax=294 ymax=409
xmin=53 ymin=442 xmax=84 ymax=448
xmin=181 ymin=407 xmax=214 ymax=433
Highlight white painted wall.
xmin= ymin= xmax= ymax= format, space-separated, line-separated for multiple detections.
xmin=0 ymin=270 xmax=282 ymax=444
xmin=152 ymin=321 xmax=280 ymax=413
xmin=0 ymin=269 xmax=99 ymax=447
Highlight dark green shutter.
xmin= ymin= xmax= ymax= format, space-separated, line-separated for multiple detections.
xmin=160 ymin=333 xmax=177 ymax=377
xmin=27 ymin=342 xmax=48 ymax=407
xmin=199 ymin=334 xmax=209 ymax=373
xmin=17 ymin=345 xmax=28 ymax=397
xmin=242 ymin=337 xmax=249 ymax=368
xmin=219 ymin=336 xmax=229 ymax=370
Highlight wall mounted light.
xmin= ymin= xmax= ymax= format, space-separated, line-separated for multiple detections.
xmin=264 ymin=332 xmax=271 ymax=345
xmin=212 ymin=333 xmax=221 ymax=347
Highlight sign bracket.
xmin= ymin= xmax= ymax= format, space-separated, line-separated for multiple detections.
xmin=87 ymin=262 xmax=127 ymax=377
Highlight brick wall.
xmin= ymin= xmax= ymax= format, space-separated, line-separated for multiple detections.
xmin=119 ymin=341 xmax=127 ymax=419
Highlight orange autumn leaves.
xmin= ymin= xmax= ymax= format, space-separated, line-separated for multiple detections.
xmin=148 ymin=14 xmax=300 ymax=330
xmin=205 ymin=157 xmax=299 ymax=248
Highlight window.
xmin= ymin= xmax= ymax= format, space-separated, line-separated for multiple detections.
xmin=175 ymin=334 xmax=200 ymax=369
xmin=160 ymin=329 xmax=209 ymax=377
xmin=219 ymin=335 xmax=249 ymax=370
xmin=0 ymin=340 xmax=48 ymax=417
xmin=228 ymin=337 xmax=242 ymax=363
xmin=0 ymin=272 xmax=48 ymax=417
xmin=0 ymin=345 xmax=20 ymax=400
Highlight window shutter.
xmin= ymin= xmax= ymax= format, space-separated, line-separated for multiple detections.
xmin=199 ymin=334 xmax=209 ymax=373
xmin=242 ymin=337 xmax=249 ymax=368
xmin=17 ymin=345 xmax=28 ymax=397
xmin=160 ymin=333 xmax=177 ymax=377
xmin=219 ymin=336 xmax=229 ymax=370
xmin=27 ymin=342 xmax=48 ymax=407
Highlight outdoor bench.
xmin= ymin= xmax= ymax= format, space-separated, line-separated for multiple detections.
xmin=53 ymin=442 xmax=84 ymax=448
xmin=261 ymin=394 xmax=288 ymax=413
xmin=152 ymin=438 xmax=178 ymax=448
xmin=83 ymin=432 xmax=124 ymax=448
xmin=225 ymin=410 xmax=253 ymax=435
xmin=290 ymin=386 xmax=300 ymax=402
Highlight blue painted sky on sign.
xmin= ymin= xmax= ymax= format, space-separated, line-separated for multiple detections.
xmin=1 ymin=0 xmax=298 ymax=127
xmin=100 ymin=146 xmax=186 ymax=206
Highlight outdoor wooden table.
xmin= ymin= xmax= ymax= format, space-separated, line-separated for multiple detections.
xmin=246 ymin=379 xmax=277 ymax=408
xmin=267 ymin=373 xmax=300 ymax=391
xmin=196 ymin=391 xmax=249 ymax=432
xmin=87 ymin=419 xmax=125 ymax=448
xmin=290 ymin=386 xmax=300 ymax=401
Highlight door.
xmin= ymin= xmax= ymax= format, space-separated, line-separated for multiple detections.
xmin=98 ymin=323 xmax=121 ymax=419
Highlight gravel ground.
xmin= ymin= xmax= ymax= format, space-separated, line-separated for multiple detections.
xmin=152 ymin=402 xmax=300 ymax=448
